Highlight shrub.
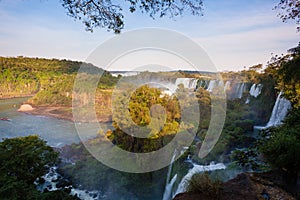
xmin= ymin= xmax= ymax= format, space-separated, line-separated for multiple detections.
xmin=187 ymin=172 xmax=222 ymax=198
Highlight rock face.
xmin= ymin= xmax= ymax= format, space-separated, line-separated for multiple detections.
xmin=173 ymin=173 xmax=297 ymax=200
xmin=18 ymin=104 xmax=34 ymax=112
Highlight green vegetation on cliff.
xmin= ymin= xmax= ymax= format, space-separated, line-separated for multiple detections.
xmin=230 ymin=49 xmax=300 ymax=187
xmin=259 ymin=49 xmax=300 ymax=184
xmin=0 ymin=57 xmax=118 ymax=106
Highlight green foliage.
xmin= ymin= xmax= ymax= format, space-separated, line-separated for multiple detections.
xmin=195 ymin=87 xmax=211 ymax=129
xmin=109 ymin=84 xmax=184 ymax=152
xmin=265 ymin=52 xmax=300 ymax=108
xmin=0 ymin=57 xmax=118 ymax=106
xmin=230 ymin=148 xmax=263 ymax=171
xmin=193 ymin=96 xmax=257 ymax=164
xmin=29 ymin=74 xmax=74 ymax=106
xmin=101 ymin=82 xmax=212 ymax=154
xmin=222 ymin=68 xmax=276 ymax=125
xmin=0 ymin=135 xmax=75 ymax=199
xmin=229 ymin=53 xmax=300 ymax=176
xmin=187 ymin=172 xmax=222 ymax=198
xmin=248 ymin=73 xmax=276 ymax=125
xmin=277 ymin=54 xmax=300 ymax=108
xmin=221 ymin=65 xmax=262 ymax=83
xmin=0 ymin=135 xmax=58 ymax=185
xmin=61 ymin=0 xmax=203 ymax=33
xmin=259 ymin=108 xmax=300 ymax=183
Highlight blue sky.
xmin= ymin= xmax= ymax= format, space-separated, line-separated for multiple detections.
xmin=0 ymin=0 xmax=299 ymax=71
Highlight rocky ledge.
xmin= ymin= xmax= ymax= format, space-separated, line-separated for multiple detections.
xmin=173 ymin=172 xmax=299 ymax=200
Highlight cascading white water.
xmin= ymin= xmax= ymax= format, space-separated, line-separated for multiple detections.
xmin=157 ymin=78 xmax=198 ymax=95
xmin=173 ymin=162 xmax=226 ymax=198
xmin=266 ymin=91 xmax=291 ymax=127
xmin=175 ymin=78 xmax=197 ymax=90
xmin=190 ymin=79 xmax=198 ymax=89
xmin=162 ymin=151 xmax=178 ymax=200
xmin=249 ymin=84 xmax=263 ymax=98
xmin=227 ymin=82 xmax=245 ymax=99
xmin=206 ymin=80 xmax=217 ymax=92
xmin=36 ymin=166 xmax=100 ymax=200
xmin=237 ymin=82 xmax=245 ymax=99
xmin=162 ymin=174 xmax=178 ymax=200
xmin=224 ymin=81 xmax=230 ymax=92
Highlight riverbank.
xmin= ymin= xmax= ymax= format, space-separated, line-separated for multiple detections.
xmin=0 ymin=94 xmax=34 ymax=100
xmin=19 ymin=106 xmax=112 ymax=123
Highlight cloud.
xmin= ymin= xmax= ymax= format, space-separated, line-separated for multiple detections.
xmin=196 ymin=24 xmax=298 ymax=71
xmin=0 ymin=0 xmax=298 ymax=71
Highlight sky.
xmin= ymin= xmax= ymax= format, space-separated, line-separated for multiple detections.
xmin=0 ymin=0 xmax=299 ymax=71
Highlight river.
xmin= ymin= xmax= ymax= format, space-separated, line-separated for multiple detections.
xmin=0 ymin=98 xmax=111 ymax=147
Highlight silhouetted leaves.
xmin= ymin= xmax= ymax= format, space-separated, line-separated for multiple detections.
xmin=61 ymin=0 xmax=203 ymax=33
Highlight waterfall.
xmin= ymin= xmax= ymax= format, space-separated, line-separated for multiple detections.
xmin=173 ymin=162 xmax=226 ymax=198
xmin=237 ymin=82 xmax=245 ymax=99
xmin=266 ymin=91 xmax=291 ymax=127
xmin=175 ymin=78 xmax=197 ymax=90
xmin=36 ymin=166 xmax=100 ymax=200
xmin=159 ymin=78 xmax=198 ymax=96
xmin=190 ymin=79 xmax=198 ymax=89
xmin=249 ymin=84 xmax=263 ymax=98
xmin=162 ymin=174 xmax=178 ymax=200
xmin=206 ymin=80 xmax=217 ymax=92
xmin=227 ymin=82 xmax=246 ymax=99
xmin=224 ymin=81 xmax=230 ymax=92
xmin=162 ymin=151 xmax=178 ymax=200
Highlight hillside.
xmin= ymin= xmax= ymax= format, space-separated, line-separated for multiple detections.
xmin=0 ymin=56 xmax=118 ymax=103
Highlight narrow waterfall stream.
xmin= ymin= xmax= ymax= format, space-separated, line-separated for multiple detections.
xmin=255 ymin=91 xmax=291 ymax=129
xmin=266 ymin=91 xmax=291 ymax=127
xmin=162 ymin=151 xmax=178 ymax=200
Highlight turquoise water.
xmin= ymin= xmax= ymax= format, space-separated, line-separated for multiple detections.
xmin=0 ymin=98 xmax=110 ymax=147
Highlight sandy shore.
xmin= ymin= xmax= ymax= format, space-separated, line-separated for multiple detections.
xmin=19 ymin=106 xmax=112 ymax=123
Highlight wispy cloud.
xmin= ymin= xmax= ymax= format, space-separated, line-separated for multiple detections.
xmin=197 ymin=25 xmax=298 ymax=70
xmin=0 ymin=0 xmax=298 ymax=71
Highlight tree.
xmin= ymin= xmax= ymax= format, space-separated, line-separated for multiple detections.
xmin=61 ymin=0 xmax=203 ymax=33
xmin=265 ymin=49 xmax=300 ymax=108
xmin=275 ymin=0 xmax=300 ymax=32
xmin=0 ymin=135 xmax=74 ymax=199
xmin=259 ymin=108 xmax=300 ymax=185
